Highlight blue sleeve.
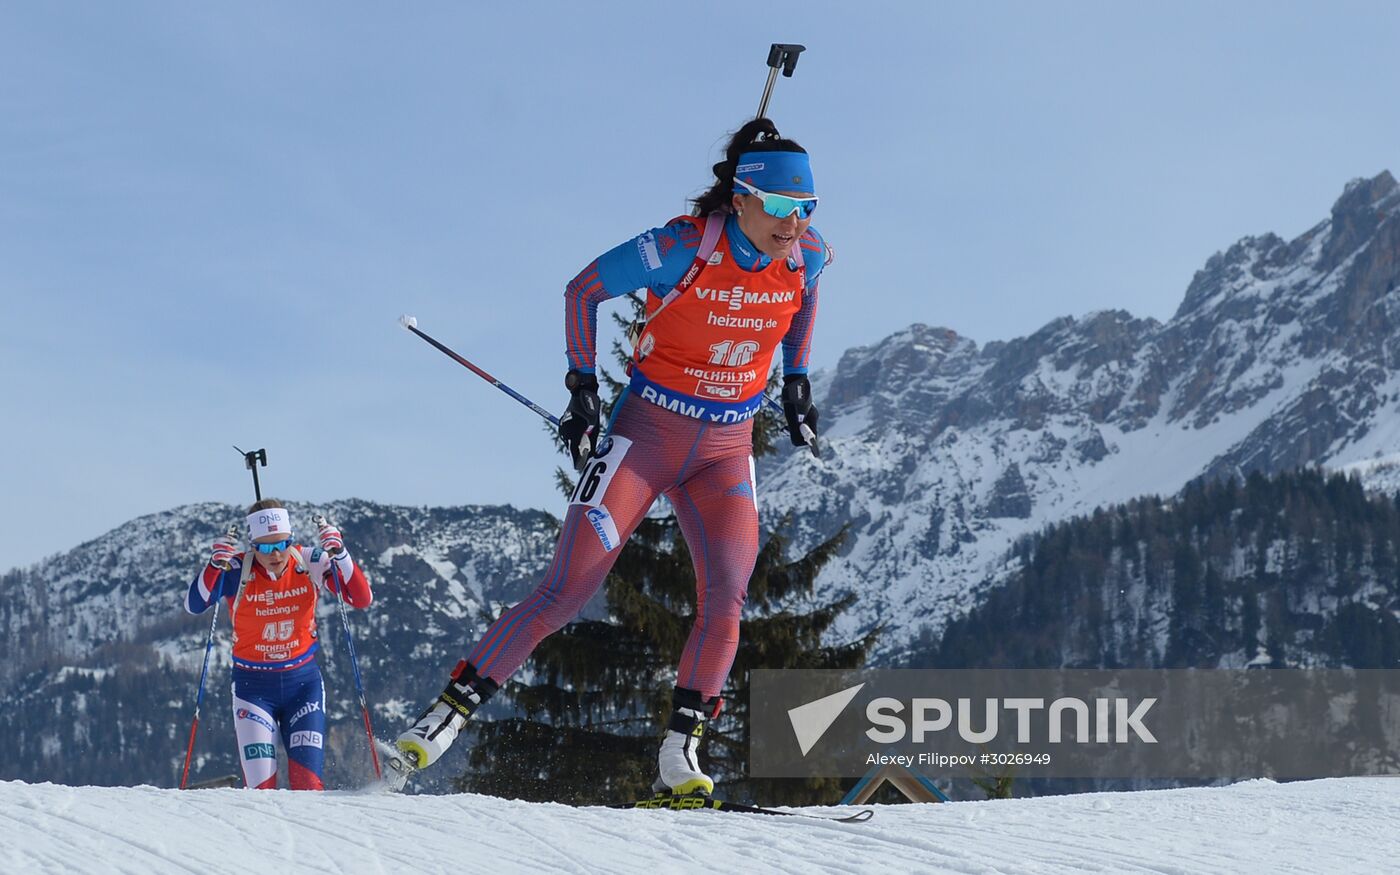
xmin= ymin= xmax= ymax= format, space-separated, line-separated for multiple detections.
xmin=783 ymin=226 xmax=832 ymax=374
xmin=185 ymin=562 xmax=238 ymax=614
xmin=564 ymin=218 xmax=701 ymax=372
xmin=799 ymin=224 xmax=831 ymax=289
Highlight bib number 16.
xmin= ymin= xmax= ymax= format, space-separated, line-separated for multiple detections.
xmin=568 ymin=436 xmax=632 ymax=508
xmin=708 ymin=339 xmax=760 ymax=368
xmin=571 ymin=460 xmax=608 ymax=504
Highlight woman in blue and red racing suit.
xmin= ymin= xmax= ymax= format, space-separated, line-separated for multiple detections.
xmin=394 ymin=118 xmax=831 ymax=796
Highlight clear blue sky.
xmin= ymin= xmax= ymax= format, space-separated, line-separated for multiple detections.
xmin=3 ymin=2 xmax=1398 ymax=570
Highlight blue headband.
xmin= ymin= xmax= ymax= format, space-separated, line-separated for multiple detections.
xmin=732 ymin=150 xmax=815 ymax=195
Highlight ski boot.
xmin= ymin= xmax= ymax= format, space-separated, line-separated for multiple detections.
xmin=652 ymin=687 xmax=722 ymax=797
xmin=385 ymin=660 xmax=497 ymax=790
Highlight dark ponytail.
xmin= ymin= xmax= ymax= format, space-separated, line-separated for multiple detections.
xmin=691 ymin=118 xmax=807 ymax=216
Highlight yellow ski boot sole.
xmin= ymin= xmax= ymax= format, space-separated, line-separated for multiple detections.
xmin=395 ymin=739 xmax=428 ymax=770
xmin=670 ymin=776 xmax=714 ymax=796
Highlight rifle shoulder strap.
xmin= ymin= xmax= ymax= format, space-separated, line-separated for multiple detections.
xmin=629 ymin=211 xmax=727 ymax=362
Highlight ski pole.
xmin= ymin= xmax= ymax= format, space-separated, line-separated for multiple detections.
xmin=399 ymin=315 xmax=561 ymax=427
xmin=179 ymin=597 xmax=221 ymax=789
xmin=756 ymin=43 xmax=805 ymax=120
xmin=314 ymin=515 xmax=382 ymax=780
xmin=180 ymin=522 xmax=239 ymax=789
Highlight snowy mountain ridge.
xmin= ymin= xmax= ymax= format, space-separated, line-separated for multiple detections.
xmin=760 ymin=171 xmax=1400 ymax=658
xmin=0 ymin=499 xmax=560 ymax=686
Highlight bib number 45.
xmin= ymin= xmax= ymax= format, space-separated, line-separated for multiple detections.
xmin=262 ymin=620 xmax=294 ymax=642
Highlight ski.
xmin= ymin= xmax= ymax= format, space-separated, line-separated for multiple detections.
xmin=613 ymin=792 xmax=874 ymax=823
xmin=374 ymin=739 xmax=416 ymax=792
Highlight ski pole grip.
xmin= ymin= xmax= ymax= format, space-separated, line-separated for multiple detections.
xmin=767 ymin=43 xmax=805 ymax=76
xmin=311 ymin=514 xmax=346 ymax=555
xmin=213 ymin=522 xmax=241 ymax=570
xmin=574 ymin=429 xmax=596 ymax=472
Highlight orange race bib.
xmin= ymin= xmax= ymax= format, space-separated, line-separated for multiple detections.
xmin=631 ymin=218 xmax=804 ymax=422
xmin=230 ymin=559 xmax=321 ymax=670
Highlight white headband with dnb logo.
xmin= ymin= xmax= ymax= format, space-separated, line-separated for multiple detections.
xmin=247 ymin=507 xmax=291 ymax=540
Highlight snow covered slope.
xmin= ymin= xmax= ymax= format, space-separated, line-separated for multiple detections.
xmin=1 ymin=777 xmax=1395 ymax=874
xmin=761 ymin=171 xmax=1400 ymax=659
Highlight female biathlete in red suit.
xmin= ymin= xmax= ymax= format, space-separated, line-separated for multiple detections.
xmin=395 ymin=119 xmax=831 ymax=795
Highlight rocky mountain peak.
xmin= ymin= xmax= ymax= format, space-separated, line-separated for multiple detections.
xmin=1174 ymin=233 xmax=1291 ymax=321
xmin=1319 ymin=170 xmax=1399 ymax=273
xmin=1173 ymin=171 xmax=1398 ymax=323
xmin=823 ymin=324 xmax=968 ymax=407
xmin=1335 ymin=170 xmax=1398 ymax=213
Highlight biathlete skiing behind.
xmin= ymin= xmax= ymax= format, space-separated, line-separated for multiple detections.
xmin=390 ymin=116 xmax=830 ymax=796
xmin=184 ymin=500 xmax=373 ymax=790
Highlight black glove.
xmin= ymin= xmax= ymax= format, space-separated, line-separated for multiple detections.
xmin=560 ymin=370 xmax=601 ymax=470
xmin=781 ymin=374 xmax=819 ymax=450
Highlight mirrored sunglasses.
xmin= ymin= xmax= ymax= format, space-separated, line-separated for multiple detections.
xmin=735 ymin=178 xmax=818 ymax=219
xmin=254 ymin=538 xmax=294 ymax=554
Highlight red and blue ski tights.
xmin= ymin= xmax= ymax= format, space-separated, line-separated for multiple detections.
xmin=466 ymin=397 xmax=760 ymax=699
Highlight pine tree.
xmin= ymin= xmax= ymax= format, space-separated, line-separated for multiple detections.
xmin=458 ymin=297 xmax=874 ymax=805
